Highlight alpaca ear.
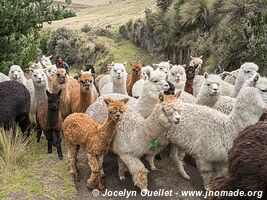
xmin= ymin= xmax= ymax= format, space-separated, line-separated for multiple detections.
xmin=141 ymin=63 xmax=145 ymax=67
xmin=252 ymin=73 xmax=260 ymax=84
xmin=46 ymin=90 xmax=51 ymax=97
xmin=57 ymin=89 xmax=62 ymax=97
xmin=104 ymin=98 xmax=113 ymax=106
xmin=159 ymin=92 xmax=165 ymax=102
xmin=81 ymin=70 xmax=84 ymax=73
xmin=170 ymin=64 xmax=173 ymax=69
xmin=146 ymin=70 xmax=151 ymax=80
xmin=175 ymin=90 xmax=182 ymax=98
xmin=121 ymin=97 xmax=129 ymax=104
xmin=182 ymin=64 xmax=187 ymax=68
xmin=199 ymin=55 xmax=203 ymax=59
xmin=123 ymin=62 xmax=127 ymax=66
xmin=48 ymin=55 xmax=52 ymax=59
xmin=152 ymin=64 xmax=159 ymax=69
xmin=190 ymin=56 xmax=194 ymax=59
xmin=204 ymin=72 xmax=209 ymax=79
xmin=167 ymin=60 xmax=170 ymax=63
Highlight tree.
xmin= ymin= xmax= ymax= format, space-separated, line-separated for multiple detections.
xmin=0 ymin=0 xmax=73 ymax=73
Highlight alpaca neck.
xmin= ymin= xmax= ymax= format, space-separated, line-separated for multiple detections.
xmin=144 ymin=108 xmax=169 ymax=141
xmin=136 ymin=93 xmax=159 ymax=119
xmin=34 ymin=84 xmax=48 ymax=103
xmin=197 ymin=92 xmax=220 ymax=107
xmin=97 ymin=116 xmax=118 ymax=146
xmin=113 ymin=77 xmax=127 ymax=94
xmin=229 ymin=88 xmax=264 ymax=133
xmin=47 ymin=108 xmax=60 ymax=129
xmin=79 ymin=88 xmax=93 ymax=112
xmin=185 ymin=79 xmax=194 ymax=94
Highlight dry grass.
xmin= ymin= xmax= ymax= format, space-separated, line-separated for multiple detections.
xmin=44 ymin=0 xmax=157 ymax=31
xmin=0 ymin=130 xmax=29 ymax=174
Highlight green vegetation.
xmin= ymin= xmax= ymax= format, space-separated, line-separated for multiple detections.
xmin=121 ymin=0 xmax=267 ymax=74
xmin=0 ymin=131 xmax=75 ymax=199
xmin=0 ymin=0 xmax=76 ymax=74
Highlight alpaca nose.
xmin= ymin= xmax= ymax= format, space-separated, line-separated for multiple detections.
xmin=174 ymin=118 xmax=180 ymax=124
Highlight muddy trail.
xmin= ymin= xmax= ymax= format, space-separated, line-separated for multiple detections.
xmin=72 ymin=150 xmax=205 ymax=200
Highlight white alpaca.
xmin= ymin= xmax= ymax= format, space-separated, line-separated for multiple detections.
xmin=231 ymin=62 xmax=259 ymax=97
xmin=197 ymin=73 xmax=236 ymax=114
xmin=166 ymin=73 xmax=266 ymax=189
xmin=0 ymin=73 xmax=10 ymax=82
xmin=153 ymin=61 xmax=172 ymax=78
xmin=87 ymin=69 xmax=170 ymax=122
xmin=39 ymin=55 xmax=52 ymax=68
xmin=100 ymin=63 xmax=128 ymax=95
xmin=30 ymin=68 xmax=49 ymax=116
xmin=132 ymin=65 xmax=153 ymax=98
xmin=8 ymin=65 xmax=34 ymax=96
xmin=87 ymin=92 xmax=181 ymax=190
xmin=98 ymin=75 xmax=111 ymax=93
xmin=168 ymin=65 xmax=186 ymax=91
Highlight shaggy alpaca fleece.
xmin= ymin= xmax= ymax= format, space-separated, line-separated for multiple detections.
xmin=208 ymin=121 xmax=267 ymax=200
xmin=70 ymin=72 xmax=95 ymax=113
xmin=127 ymin=63 xmax=143 ymax=96
xmin=63 ymin=98 xmax=128 ymax=190
xmin=231 ymin=62 xmax=259 ymax=97
xmin=0 ymin=73 xmax=10 ymax=82
xmin=166 ymin=74 xmax=266 ymax=188
xmin=0 ymin=81 xmax=31 ymax=138
xmin=153 ymin=61 xmax=172 ymax=78
xmin=87 ymin=92 xmax=181 ymax=190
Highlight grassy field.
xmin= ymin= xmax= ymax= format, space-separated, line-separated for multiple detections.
xmin=0 ymin=133 xmax=76 ymax=200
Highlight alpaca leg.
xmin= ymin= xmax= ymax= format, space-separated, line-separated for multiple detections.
xmin=87 ymin=153 xmax=103 ymax=190
xmin=196 ymin=159 xmax=214 ymax=190
xmin=118 ymin=156 xmax=128 ymax=180
xmin=169 ymin=144 xmax=190 ymax=180
xmin=68 ymin=144 xmax=80 ymax=182
xmin=119 ymin=154 xmax=149 ymax=190
xmin=36 ymin=123 xmax=42 ymax=143
xmin=45 ymin=132 xmax=53 ymax=154
xmin=17 ymin=114 xmax=31 ymax=138
xmin=146 ymin=147 xmax=162 ymax=170
xmin=98 ymin=155 xmax=105 ymax=177
xmin=54 ymin=131 xmax=63 ymax=160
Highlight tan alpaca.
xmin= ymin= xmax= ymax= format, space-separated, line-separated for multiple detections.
xmin=51 ymin=68 xmax=71 ymax=119
xmin=126 ymin=63 xmax=143 ymax=96
xmin=63 ymin=97 xmax=129 ymax=190
xmin=70 ymin=72 xmax=95 ymax=113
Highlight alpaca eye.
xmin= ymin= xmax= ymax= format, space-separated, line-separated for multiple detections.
xmin=207 ymin=83 xmax=210 ymax=86
xmin=152 ymin=80 xmax=158 ymax=83
xmin=34 ymin=74 xmax=37 ymax=77
xmin=11 ymin=71 xmax=14 ymax=73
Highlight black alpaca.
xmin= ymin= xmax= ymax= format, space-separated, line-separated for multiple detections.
xmin=36 ymin=89 xmax=63 ymax=160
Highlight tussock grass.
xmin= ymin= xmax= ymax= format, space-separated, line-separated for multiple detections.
xmin=0 ymin=130 xmax=29 ymax=174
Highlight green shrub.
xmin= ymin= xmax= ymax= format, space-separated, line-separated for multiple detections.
xmin=81 ymin=24 xmax=92 ymax=33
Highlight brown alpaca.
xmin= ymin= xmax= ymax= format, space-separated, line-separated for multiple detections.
xmin=184 ymin=56 xmax=203 ymax=94
xmin=208 ymin=121 xmax=267 ymax=200
xmin=63 ymin=97 xmax=129 ymax=190
xmin=36 ymin=89 xmax=63 ymax=160
xmin=126 ymin=63 xmax=143 ymax=96
xmin=51 ymin=68 xmax=71 ymax=119
xmin=70 ymin=72 xmax=95 ymax=113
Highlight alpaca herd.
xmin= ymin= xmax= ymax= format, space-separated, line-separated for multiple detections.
xmin=0 ymin=55 xmax=266 ymax=198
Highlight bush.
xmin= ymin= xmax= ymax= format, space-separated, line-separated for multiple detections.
xmin=43 ymin=28 xmax=110 ymax=67
xmin=81 ymin=24 xmax=92 ymax=33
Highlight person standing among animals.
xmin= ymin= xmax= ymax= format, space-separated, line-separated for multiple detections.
xmin=85 ymin=64 xmax=96 ymax=74
xmin=56 ymin=57 xmax=70 ymax=74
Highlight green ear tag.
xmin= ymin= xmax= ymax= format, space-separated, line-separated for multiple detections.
xmin=151 ymin=139 xmax=158 ymax=148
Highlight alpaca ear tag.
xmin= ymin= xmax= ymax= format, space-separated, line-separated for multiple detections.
xmin=151 ymin=139 xmax=158 ymax=148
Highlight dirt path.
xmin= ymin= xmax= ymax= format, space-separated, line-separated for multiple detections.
xmin=72 ymin=150 xmax=205 ymax=200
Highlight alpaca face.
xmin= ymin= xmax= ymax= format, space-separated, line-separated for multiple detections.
xmin=9 ymin=65 xmax=24 ymax=81
xmin=169 ymin=65 xmax=186 ymax=83
xmin=154 ymin=61 xmax=171 ymax=76
xmin=32 ymin=68 xmax=47 ymax=87
xmin=111 ymin=64 xmax=126 ymax=79
xmin=78 ymin=73 xmax=94 ymax=92
xmin=158 ymin=92 xmax=182 ymax=125
xmin=104 ymin=98 xmax=129 ymax=122
xmin=184 ymin=66 xmax=196 ymax=79
xmin=45 ymin=65 xmax=57 ymax=78
xmin=189 ymin=56 xmax=203 ymax=69
xmin=204 ymin=74 xmax=222 ymax=96
xmin=40 ymin=55 xmax=52 ymax=67
xmin=237 ymin=62 xmax=259 ymax=84
xmin=130 ymin=64 xmax=142 ymax=77
xmin=256 ymin=77 xmax=267 ymax=106
xmin=55 ymin=68 xmax=67 ymax=84
xmin=46 ymin=89 xmax=62 ymax=111
xmin=141 ymin=66 xmax=153 ymax=80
